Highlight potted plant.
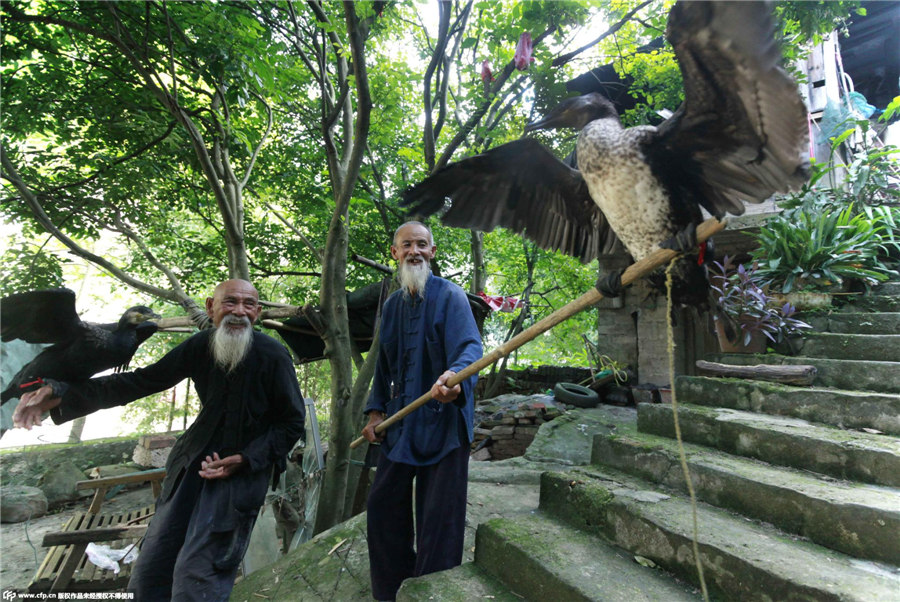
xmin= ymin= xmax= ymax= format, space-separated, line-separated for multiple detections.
xmin=751 ymin=105 xmax=899 ymax=306
xmin=751 ymin=202 xmax=893 ymax=307
xmin=709 ymin=256 xmax=811 ymax=353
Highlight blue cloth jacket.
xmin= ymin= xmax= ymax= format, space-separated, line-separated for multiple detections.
xmin=365 ymin=275 xmax=483 ymax=466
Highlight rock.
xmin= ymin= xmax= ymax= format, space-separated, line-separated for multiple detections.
xmin=87 ymin=463 xmax=145 ymax=480
xmin=471 ymin=448 xmax=492 ymax=461
xmin=0 ymin=485 xmax=48 ymax=523
xmin=133 ymin=434 xmax=177 ymax=468
xmin=39 ymin=460 xmax=88 ymax=508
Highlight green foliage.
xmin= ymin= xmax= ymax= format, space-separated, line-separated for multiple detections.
xmin=0 ymin=239 xmax=67 ymax=293
xmin=755 ymin=102 xmax=899 ymax=294
xmin=709 ymin=256 xmax=810 ymax=345
xmin=2 ymin=0 xmax=871 ymax=432
xmin=753 ymin=204 xmax=892 ymax=293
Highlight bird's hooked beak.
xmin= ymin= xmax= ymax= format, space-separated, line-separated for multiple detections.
xmin=524 ymin=93 xmax=617 ymax=134
xmin=128 ymin=308 xmax=162 ymax=324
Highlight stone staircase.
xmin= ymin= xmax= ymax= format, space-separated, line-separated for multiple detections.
xmin=399 ymin=282 xmax=900 ymax=601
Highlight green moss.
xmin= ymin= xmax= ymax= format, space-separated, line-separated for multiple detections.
xmin=0 ymin=435 xmax=139 ymax=455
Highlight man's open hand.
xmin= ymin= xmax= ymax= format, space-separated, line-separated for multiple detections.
xmin=13 ymin=385 xmax=62 ymax=430
xmin=198 ymin=452 xmax=246 ymax=480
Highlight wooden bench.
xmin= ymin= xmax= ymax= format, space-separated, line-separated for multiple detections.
xmin=29 ymin=468 xmax=166 ymax=593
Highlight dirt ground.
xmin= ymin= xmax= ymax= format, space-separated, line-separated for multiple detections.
xmin=0 ymin=487 xmax=155 ymax=595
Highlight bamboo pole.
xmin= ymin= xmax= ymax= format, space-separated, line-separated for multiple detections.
xmin=350 ymin=217 xmax=726 ymax=449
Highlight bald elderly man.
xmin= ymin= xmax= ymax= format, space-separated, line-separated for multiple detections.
xmin=14 ymin=280 xmax=305 ymax=601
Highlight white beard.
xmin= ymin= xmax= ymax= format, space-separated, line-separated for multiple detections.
xmin=398 ymin=260 xmax=429 ymax=299
xmin=210 ymin=316 xmax=253 ymax=373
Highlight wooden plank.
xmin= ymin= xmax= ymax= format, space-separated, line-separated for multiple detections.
xmin=44 ymin=525 xmax=148 ymax=546
xmin=30 ymin=504 xmax=156 ymax=593
xmin=76 ymin=468 xmax=166 ymax=491
xmin=50 ymin=542 xmax=87 ymax=592
xmin=695 ymin=360 xmax=817 ymax=385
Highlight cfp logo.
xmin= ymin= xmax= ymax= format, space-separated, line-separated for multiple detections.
xmin=2 ymin=591 xmax=16 ymax=601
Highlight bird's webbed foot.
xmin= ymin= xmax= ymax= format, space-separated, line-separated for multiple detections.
xmin=596 ymin=268 xmax=625 ymax=298
xmin=659 ymin=223 xmax=697 ymax=254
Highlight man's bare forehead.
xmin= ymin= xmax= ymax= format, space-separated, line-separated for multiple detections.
xmin=394 ymin=226 xmax=433 ymax=245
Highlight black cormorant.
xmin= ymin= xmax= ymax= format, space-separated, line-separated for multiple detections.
xmin=1 ymin=288 xmax=160 ymax=402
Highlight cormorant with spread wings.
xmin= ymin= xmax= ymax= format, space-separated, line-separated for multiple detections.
xmin=403 ymin=0 xmax=809 ymax=306
xmin=1 ymin=288 xmax=160 ymax=403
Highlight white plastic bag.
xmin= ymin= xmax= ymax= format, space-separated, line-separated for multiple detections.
xmin=85 ymin=542 xmax=140 ymax=574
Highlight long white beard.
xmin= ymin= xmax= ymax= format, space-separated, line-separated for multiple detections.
xmin=210 ymin=316 xmax=254 ymax=373
xmin=398 ymin=260 xmax=429 ymax=299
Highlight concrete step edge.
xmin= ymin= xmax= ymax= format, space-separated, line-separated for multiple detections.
xmin=675 ymin=375 xmax=900 ymax=436
xmin=397 ymin=561 xmax=524 ymax=602
xmin=705 ymin=353 xmax=900 ymax=394
xmin=539 ymin=468 xmax=900 ymax=602
xmin=474 ymin=513 xmax=700 ymax=601
xmin=804 ymin=312 xmax=900 ymax=335
xmin=798 ymin=333 xmax=900 ymax=361
xmin=590 ymin=428 xmax=900 ymax=564
xmin=637 ymin=402 xmax=900 ymax=487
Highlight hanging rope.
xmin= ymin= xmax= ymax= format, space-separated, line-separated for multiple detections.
xmin=665 ymin=258 xmax=710 ymax=601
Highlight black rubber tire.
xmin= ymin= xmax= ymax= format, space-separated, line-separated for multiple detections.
xmin=553 ymin=382 xmax=600 ymax=408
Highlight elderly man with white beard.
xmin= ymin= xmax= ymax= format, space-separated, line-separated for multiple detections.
xmin=361 ymin=222 xmax=483 ymax=601
xmin=13 ymin=279 xmax=305 ymax=601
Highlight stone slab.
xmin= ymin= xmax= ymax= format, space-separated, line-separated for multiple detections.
xmin=804 ymin=312 xmax=900 ymax=335
xmin=524 ymin=406 xmax=638 ymax=466
xmin=590 ymin=427 xmax=900 ymax=564
xmin=797 ymin=333 xmax=900 ymax=362
xmin=539 ymin=469 xmax=900 ymax=602
xmin=475 ymin=514 xmax=700 ymax=601
xmin=637 ymin=402 xmax=900 ymax=487
xmin=398 ymin=561 xmax=523 ymax=601
xmin=706 ymin=353 xmax=900 ymax=395
xmin=675 ymin=375 xmax=900 ymax=435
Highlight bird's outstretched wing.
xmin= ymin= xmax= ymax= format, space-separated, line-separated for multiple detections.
xmin=655 ymin=0 xmax=809 ymax=217
xmin=402 ymin=139 xmax=619 ymax=263
xmin=0 ymin=288 xmax=85 ymax=344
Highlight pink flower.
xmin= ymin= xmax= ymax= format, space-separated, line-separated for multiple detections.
xmin=480 ymin=60 xmax=495 ymax=83
xmin=514 ymin=32 xmax=534 ymax=71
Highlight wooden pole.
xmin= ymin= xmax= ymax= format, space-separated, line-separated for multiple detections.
xmin=350 ymin=217 xmax=727 ymax=449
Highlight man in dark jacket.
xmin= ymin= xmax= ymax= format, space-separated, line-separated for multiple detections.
xmin=14 ymin=279 xmax=305 ymax=601
xmin=361 ymin=222 xmax=483 ymax=600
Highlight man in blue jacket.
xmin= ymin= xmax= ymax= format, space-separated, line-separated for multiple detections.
xmin=14 ymin=279 xmax=305 ymax=601
xmin=361 ymin=222 xmax=483 ymax=601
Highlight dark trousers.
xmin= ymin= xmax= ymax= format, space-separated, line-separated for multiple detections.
xmin=128 ymin=468 xmax=258 ymax=602
xmin=366 ymin=445 xmax=469 ymax=601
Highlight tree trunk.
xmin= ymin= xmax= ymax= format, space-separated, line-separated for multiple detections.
xmin=67 ymin=417 xmax=86 ymax=444
xmin=470 ymin=229 xmax=486 ymax=294
xmin=311 ymin=1 xmax=374 ymax=535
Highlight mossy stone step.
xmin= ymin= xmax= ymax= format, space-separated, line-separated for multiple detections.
xmin=803 ymin=312 xmax=900 ymax=335
xmin=474 ymin=513 xmax=700 ymax=601
xmin=873 ymin=281 xmax=900 ymax=297
xmin=590 ymin=426 xmax=900 ymax=565
xmin=796 ymin=333 xmax=900 ymax=362
xmin=540 ymin=469 xmax=900 ymax=602
xmin=706 ymin=353 xmax=900 ymax=394
xmin=398 ymin=561 xmax=523 ymax=602
xmin=837 ymin=295 xmax=900 ymax=313
xmin=637 ymin=402 xmax=900 ymax=487
xmin=675 ymin=375 xmax=900 ymax=435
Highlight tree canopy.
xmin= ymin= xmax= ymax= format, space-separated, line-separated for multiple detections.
xmin=1 ymin=0 xmax=856 ymax=532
